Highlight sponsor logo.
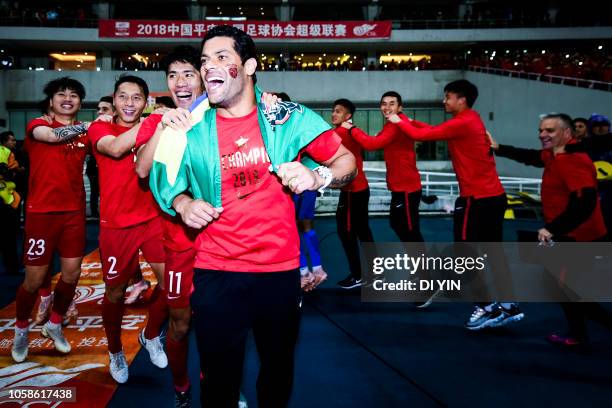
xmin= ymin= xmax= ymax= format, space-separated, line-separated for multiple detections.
xmin=353 ymin=24 xmax=377 ymax=36
xmin=114 ymin=21 xmax=130 ymax=36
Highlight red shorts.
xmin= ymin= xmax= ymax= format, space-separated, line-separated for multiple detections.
xmin=165 ymin=247 xmax=195 ymax=308
xmin=99 ymin=216 xmax=164 ymax=287
xmin=23 ymin=210 xmax=85 ymax=266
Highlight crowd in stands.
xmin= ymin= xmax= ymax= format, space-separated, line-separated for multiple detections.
xmin=468 ymin=49 xmax=612 ymax=83
xmin=0 ymin=3 xmax=95 ymax=27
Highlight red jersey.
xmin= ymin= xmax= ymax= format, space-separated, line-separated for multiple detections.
xmin=135 ymin=114 xmax=196 ymax=251
xmin=541 ymin=150 xmax=607 ymax=241
xmin=24 ymin=118 xmax=89 ymax=213
xmin=397 ymin=109 xmax=504 ymax=198
xmin=135 ymin=114 xmax=162 ymax=149
xmin=88 ymin=121 xmax=160 ymax=229
xmin=194 ymin=108 xmax=340 ymax=272
xmin=334 ymin=126 xmax=368 ymax=192
xmin=349 ymin=116 xmax=421 ymax=193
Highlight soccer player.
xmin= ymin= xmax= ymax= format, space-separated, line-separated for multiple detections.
xmin=12 ymin=77 xmax=101 ymax=362
xmin=490 ymin=113 xmax=612 ymax=347
xmin=87 ymin=75 xmax=168 ymax=384
xmin=390 ymin=79 xmax=523 ymax=329
xmin=150 ymin=25 xmax=356 ymax=407
xmin=348 ymin=91 xmax=424 ymax=246
xmin=330 ymin=98 xmax=375 ymax=289
xmin=132 ymin=45 xmax=204 ymax=406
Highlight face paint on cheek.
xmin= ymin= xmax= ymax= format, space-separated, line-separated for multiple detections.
xmin=228 ymin=64 xmax=238 ymax=78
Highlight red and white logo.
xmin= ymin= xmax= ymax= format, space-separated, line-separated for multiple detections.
xmin=353 ymin=24 xmax=377 ymax=36
xmin=115 ymin=21 xmax=130 ymax=36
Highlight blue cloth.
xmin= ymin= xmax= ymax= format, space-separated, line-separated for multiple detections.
xmin=293 ymin=190 xmax=317 ymax=220
xmin=302 ymin=229 xmax=321 ymax=268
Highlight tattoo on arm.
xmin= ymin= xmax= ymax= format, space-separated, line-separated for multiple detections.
xmin=53 ymin=123 xmax=88 ymax=141
xmin=329 ymin=169 xmax=357 ymax=188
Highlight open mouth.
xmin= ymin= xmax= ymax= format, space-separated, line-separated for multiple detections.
xmin=205 ymin=74 xmax=225 ymax=91
xmin=122 ymin=109 xmax=136 ymax=116
xmin=60 ymin=103 xmax=74 ymax=110
xmin=175 ymin=91 xmax=193 ymax=102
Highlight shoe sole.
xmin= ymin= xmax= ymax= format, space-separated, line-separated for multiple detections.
xmin=41 ymin=326 xmax=71 ymax=353
xmin=338 ymin=283 xmax=363 ymax=290
xmin=11 ymin=347 xmax=27 ymax=363
xmin=489 ymin=313 xmax=525 ymax=328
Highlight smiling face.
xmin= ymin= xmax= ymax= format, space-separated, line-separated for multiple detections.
xmin=113 ymin=82 xmax=146 ymax=127
xmin=443 ymin=92 xmax=464 ymax=114
xmin=200 ymin=36 xmax=256 ymax=108
xmin=167 ymin=61 xmax=203 ymax=109
xmin=50 ymin=88 xmax=81 ymax=117
xmin=380 ymin=96 xmax=401 ymax=116
xmin=539 ymin=118 xmax=571 ymax=151
xmin=331 ymin=104 xmax=352 ymax=126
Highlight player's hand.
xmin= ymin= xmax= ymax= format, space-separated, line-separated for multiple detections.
xmin=161 ymin=108 xmax=192 ymax=132
xmin=312 ymin=268 xmax=328 ymax=287
xmin=386 ymin=113 xmax=401 ymax=124
xmin=486 ymin=131 xmax=499 ymax=150
xmin=261 ymin=92 xmax=279 ymax=112
xmin=341 ymin=121 xmax=353 ymax=129
xmin=175 ymin=198 xmax=223 ymax=229
xmin=152 ymin=107 xmax=171 ymax=116
xmin=301 ymin=271 xmax=316 ymax=291
xmin=39 ymin=112 xmax=54 ymax=125
xmin=277 ymin=162 xmax=322 ymax=194
xmin=537 ymin=227 xmax=553 ymax=243
xmin=93 ymin=114 xmax=114 ymax=124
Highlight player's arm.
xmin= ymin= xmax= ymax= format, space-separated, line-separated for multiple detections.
xmin=345 ymin=122 xmax=396 ymax=150
xmin=278 ymin=130 xmax=357 ymax=193
xmin=32 ymin=122 xmax=90 ymax=143
xmin=487 ymin=131 xmax=545 ymax=167
xmin=136 ymin=109 xmax=191 ymax=178
xmin=96 ymin=123 xmax=142 ymax=159
xmin=390 ymin=114 xmax=461 ymax=141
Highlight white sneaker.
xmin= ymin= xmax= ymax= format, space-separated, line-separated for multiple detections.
xmin=138 ymin=330 xmax=168 ymax=368
xmin=63 ymin=298 xmax=79 ymax=325
xmin=109 ymin=350 xmax=129 ymax=383
xmin=125 ymin=279 xmax=151 ymax=305
xmin=11 ymin=327 xmax=29 ymax=362
xmin=41 ymin=321 xmax=71 ymax=353
xmin=33 ymin=294 xmax=53 ymax=325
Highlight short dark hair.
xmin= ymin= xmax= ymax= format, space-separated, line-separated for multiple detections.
xmin=202 ymin=25 xmax=258 ymax=84
xmin=99 ymin=96 xmax=113 ymax=105
xmin=0 ymin=130 xmax=15 ymax=144
xmin=540 ymin=113 xmax=575 ymax=133
xmin=444 ymin=79 xmax=478 ymax=107
xmin=333 ymin=98 xmax=356 ymax=115
xmin=381 ymin=91 xmax=402 ymax=106
xmin=573 ymin=117 xmax=588 ymax=126
xmin=155 ymin=96 xmax=176 ymax=109
xmin=114 ymin=75 xmax=149 ymax=99
xmin=43 ymin=77 xmax=86 ymax=100
xmin=161 ymin=45 xmax=202 ymax=75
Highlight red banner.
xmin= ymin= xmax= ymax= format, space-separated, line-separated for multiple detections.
xmin=99 ymin=20 xmax=392 ymax=39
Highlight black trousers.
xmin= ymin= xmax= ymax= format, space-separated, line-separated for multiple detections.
xmin=191 ymin=269 xmax=301 ymax=408
xmin=453 ymin=194 xmax=510 ymax=303
xmin=389 ymin=190 xmax=423 ymax=242
xmin=336 ymin=189 xmax=374 ymax=279
xmin=0 ymin=203 xmax=20 ymax=274
xmin=453 ymin=193 xmax=506 ymax=242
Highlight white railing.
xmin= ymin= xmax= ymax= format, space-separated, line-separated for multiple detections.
xmin=362 ymin=168 xmax=541 ymax=196
xmin=468 ymin=65 xmax=612 ymax=92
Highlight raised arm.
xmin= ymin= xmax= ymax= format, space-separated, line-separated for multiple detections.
xmin=488 ymin=131 xmax=545 ymax=168
xmin=348 ymin=123 xmax=398 ymax=150
xmin=95 ymin=124 xmax=142 ymax=159
xmin=32 ymin=122 xmax=90 ymax=143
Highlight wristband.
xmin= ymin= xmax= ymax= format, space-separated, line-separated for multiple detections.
xmin=313 ymin=166 xmax=333 ymax=193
